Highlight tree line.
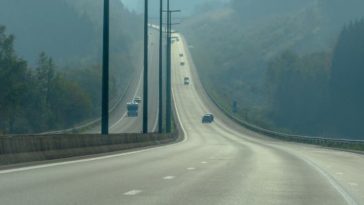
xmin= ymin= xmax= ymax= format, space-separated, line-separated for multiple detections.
xmin=0 ymin=26 xmax=98 ymax=134
xmin=267 ymin=19 xmax=364 ymax=138
xmin=183 ymin=0 xmax=364 ymax=139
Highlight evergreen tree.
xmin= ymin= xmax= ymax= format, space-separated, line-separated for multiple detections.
xmin=0 ymin=26 xmax=28 ymax=133
xmin=329 ymin=19 xmax=364 ymax=138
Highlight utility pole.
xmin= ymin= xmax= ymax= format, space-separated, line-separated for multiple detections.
xmin=165 ymin=0 xmax=181 ymax=133
xmin=143 ymin=0 xmax=149 ymax=134
xmin=158 ymin=0 xmax=163 ymax=133
xmin=101 ymin=0 xmax=109 ymax=135
xmin=166 ymin=0 xmax=172 ymax=133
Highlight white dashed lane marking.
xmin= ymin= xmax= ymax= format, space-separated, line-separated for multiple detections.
xmin=124 ymin=190 xmax=142 ymax=196
xmin=349 ymin=182 xmax=358 ymax=187
xmin=187 ymin=167 xmax=196 ymax=170
xmin=201 ymin=161 xmax=208 ymax=164
xmin=163 ymin=176 xmax=175 ymax=180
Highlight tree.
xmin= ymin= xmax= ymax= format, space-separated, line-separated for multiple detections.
xmin=0 ymin=26 xmax=29 ymax=133
xmin=329 ymin=19 xmax=364 ymax=138
xmin=266 ymin=50 xmax=330 ymax=135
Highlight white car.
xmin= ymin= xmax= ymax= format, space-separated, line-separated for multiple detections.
xmin=133 ymin=96 xmax=142 ymax=104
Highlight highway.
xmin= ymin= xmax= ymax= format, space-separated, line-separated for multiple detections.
xmin=87 ymin=28 xmax=160 ymax=134
xmin=0 ymin=32 xmax=363 ymax=205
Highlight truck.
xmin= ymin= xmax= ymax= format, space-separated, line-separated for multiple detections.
xmin=127 ymin=101 xmax=139 ymax=117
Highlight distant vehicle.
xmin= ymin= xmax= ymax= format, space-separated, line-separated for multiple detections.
xmin=180 ymin=62 xmax=185 ymax=66
xmin=133 ymin=96 xmax=142 ymax=104
xmin=184 ymin=77 xmax=190 ymax=85
xmin=179 ymin=53 xmax=184 ymax=57
xmin=127 ymin=102 xmax=139 ymax=117
xmin=202 ymin=114 xmax=214 ymax=123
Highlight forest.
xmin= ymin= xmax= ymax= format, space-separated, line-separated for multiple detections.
xmin=0 ymin=0 xmax=142 ymax=134
xmin=182 ymin=0 xmax=364 ymax=139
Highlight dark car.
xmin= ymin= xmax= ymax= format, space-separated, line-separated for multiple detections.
xmin=184 ymin=77 xmax=190 ymax=85
xmin=202 ymin=114 xmax=214 ymax=123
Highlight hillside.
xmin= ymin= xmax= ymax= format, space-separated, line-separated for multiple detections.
xmin=0 ymin=0 xmax=141 ymax=65
xmin=182 ymin=0 xmax=364 ymax=138
xmin=0 ymin=0 xmax=142 ymax=133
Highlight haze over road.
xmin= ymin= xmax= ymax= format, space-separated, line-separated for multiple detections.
xmin=87 ymin=28 xmax=160 ymax=134
xmin=0 ymin=32 xmax=363 ymax=205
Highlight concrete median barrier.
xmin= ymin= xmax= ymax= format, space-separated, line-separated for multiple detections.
xmin=0 ymin=131 xmax=179 ymax=166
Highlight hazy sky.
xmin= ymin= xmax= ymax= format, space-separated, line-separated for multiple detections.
xmin=120 ymin=0 xmax=142 ymax=12
xmin=120 ymin=0 xmax=229 ymax=15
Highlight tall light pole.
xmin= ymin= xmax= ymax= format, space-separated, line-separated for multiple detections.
xmin=158 ymin=0 xmax=163 ymax=133
xmin=143 ymin=0 xmax=149 ymax=134
xmin=101 ymin=0 xmax=109 ymax=135
xmin=165 ymin=0 xmax=180 ymax=133
xmin=166 ymin=0 xmax=172 ymax=133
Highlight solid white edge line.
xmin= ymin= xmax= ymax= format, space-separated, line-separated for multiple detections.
xmin=110 ymin=69 xmax=143 ymax=130
xmin=301 ymin=157 xmax=358 ymax=205
xmin=0 ymin=147 xmax=164 ymax=174
xmin=152 ymin=108 xmax=159 ymax=132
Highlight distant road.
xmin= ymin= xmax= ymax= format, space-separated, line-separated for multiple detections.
xmin=87 ymin=28 xmax=160 ymax=134
xmin=0 ymin=32 xmax=363 ymax=205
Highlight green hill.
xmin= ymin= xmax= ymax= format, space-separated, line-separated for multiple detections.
xmin=182 ymin=0 xmax=364 ymax=138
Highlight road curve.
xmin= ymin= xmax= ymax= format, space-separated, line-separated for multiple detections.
xmin=0 ymin=33 xmax=363 ymax=205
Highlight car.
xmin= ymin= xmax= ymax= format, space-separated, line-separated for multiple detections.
xmin=184 ymin=77 xmax=190 ymax=85
xmin=133 ymin=96 xmax=142 ymax=104
xmin=202 ymin=114 xmax=214 ymax=123
xmin=179 ymin=53 xmax=184 ymax=57
xmin=180 ymin=62 xmax=185 ymax=66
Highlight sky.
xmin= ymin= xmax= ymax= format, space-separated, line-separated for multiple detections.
xmin=120 ymin=0 xmax=230 ymax=15
xmin=120 ymin=0 xmax=143 ymax=13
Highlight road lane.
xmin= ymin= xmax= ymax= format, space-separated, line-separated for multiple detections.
xmin=0 ymin=32 xmax=363 ymax=205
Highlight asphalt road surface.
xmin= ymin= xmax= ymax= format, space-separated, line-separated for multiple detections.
xmin=0 ymin=33 xmax=363 ymax=205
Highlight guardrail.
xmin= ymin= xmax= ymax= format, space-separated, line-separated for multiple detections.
xmin=0 ymin=106 xmax=183 ymax=166
xmin=40 ymin=60 xmax=142 ymax=135
xmin=205 ymin=88 xmax=364 ymax=151
xmin=180 ymin=33 xmax=364 ymax=151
